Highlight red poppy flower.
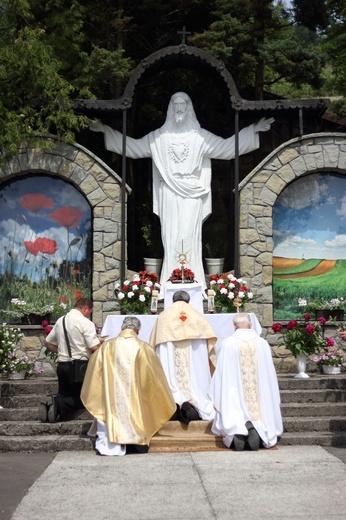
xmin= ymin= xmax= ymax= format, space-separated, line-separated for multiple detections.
xmin=35 ymin=237 xmax=57 ymax=255
xmin=74 ymin=289 xmax=82 ymax=301
xmin=24 ymin=241 xmax=40 ymax=256
xmin=48 ymin=206 xmax=84 ymax=229
xmin=59 ymin=296 xmax=69 ymax=303
xmin=20 ymin=194 xmax=54 ymax=212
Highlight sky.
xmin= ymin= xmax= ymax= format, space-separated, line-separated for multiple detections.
xmin=273 ymin=172 xmax=346 ymax=260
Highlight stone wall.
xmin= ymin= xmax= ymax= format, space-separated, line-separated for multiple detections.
xmin=239 ymin=132 xmax=346 ymax=333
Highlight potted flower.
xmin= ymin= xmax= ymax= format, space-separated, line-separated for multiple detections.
xmin=311 ymin=338 xmax=346 ymax=375
xmin=5 ymin=354 xmax=44 ymax=380
xmin=0 ymin=324 xmax=24 ymax=376
xmin=4 ymin=298 xmax=69 ymax=325
xmin=115 ymin=271 xmax=161 ymax=315
xmin=207 ymin=273 xmax=253 ymax=313
xmin=299 ymin=297 xmax=345 ymax=321
xmin=271 ymin=313 xmax=332 ymax=378
xmin=169 ymin=267 xmax=195 ymax=283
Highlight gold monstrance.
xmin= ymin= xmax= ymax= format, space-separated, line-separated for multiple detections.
xmin=177 ymin=240 xmax=189 ymax=283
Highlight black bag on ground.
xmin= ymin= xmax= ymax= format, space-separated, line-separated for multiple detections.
xmin=63 ymin=316 xmax=89 ymax=384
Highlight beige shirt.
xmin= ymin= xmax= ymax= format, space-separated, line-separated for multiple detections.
xmin=46 ymin=309 xmax=99 ymax=362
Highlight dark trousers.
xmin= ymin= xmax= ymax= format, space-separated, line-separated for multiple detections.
xmin=56 ymin=362 xmax=84 ymax=419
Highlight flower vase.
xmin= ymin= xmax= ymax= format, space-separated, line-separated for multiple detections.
xmin=294 ymin=354 xmax=309 ymax=379
xmin=9 ymin=371 xmax=26 ymax=380
xmin=322 ymin=365 xmax=341 ymax=375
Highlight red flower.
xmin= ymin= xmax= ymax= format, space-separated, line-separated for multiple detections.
xmin=74 ymin=289 xmax=82 ymax=301
xmin=326 ymin=337 xmax=335 ymax=347
xmin=303 ymin=313 xmax=311 ymax=321
xmin=286 ymin=320 xmax=298 ymax=330
xmin=318 ymin=317 xmax=326 ymax=326
xmin=19 ymin=193 xmax=54 ymax=212
xmin=41 ymin=320 xmax=49 ymax=328
xmin=35 ymin=237 xmax=57 ymax=255
xmin=24 ymin=237 xmax=57 ymax=256
xmin=48 ymin=206 xmax=84 ymax=229
xmin=305 ymin=324 xmax=315 ymax=335
xmin=44 ymin=326 xmax=53 ymax=336
xmin=24 ymin=241 xmax=40 ymax=256
xmin=272 ymin=322 xmax=283 ymax=333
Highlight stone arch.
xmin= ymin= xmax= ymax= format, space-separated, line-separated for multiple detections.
xmin=238 ymin=132 xmax=346 ymax=327
xmin=0 ymin=136 xmax=130 ymax=325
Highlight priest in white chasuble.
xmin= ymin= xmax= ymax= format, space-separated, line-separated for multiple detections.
xmin=209 ymin=313 xmax=283 ymax=451
xmin=150 ymin=290 xmax=217 ymax=422
xmin=81 ymin=316 xmax=176 ymax=456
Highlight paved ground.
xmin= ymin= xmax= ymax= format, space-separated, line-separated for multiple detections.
xmin=1 ymin=446 xmax=346 ymax=520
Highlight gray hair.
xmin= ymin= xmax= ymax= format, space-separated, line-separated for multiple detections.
xmin=172 ymin=290 xmax=190 ymax=303
xmin=121 ymin=316 xmax=141 ymax=332
xmin=233 ymin=313 xmax=252 ymax=328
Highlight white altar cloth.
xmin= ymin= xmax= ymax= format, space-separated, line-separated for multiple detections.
xmin=101 ymin=313 xmax=262 ymax=353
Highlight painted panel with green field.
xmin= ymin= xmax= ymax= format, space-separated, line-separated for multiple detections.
xmin=273 ymin=172 xmax=346 ymax=320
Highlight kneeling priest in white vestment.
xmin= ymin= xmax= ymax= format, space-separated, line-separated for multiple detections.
xmin=150 ymin=290 xmax=217 ymax=422
xmin=81 ymin=316 xmax=176 ymax=456
xmin=209 ymin=312 xmax=283 ymax=450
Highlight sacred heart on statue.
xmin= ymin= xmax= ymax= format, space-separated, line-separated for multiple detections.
xmin=169 ymin=142 xmax=189 ymax=163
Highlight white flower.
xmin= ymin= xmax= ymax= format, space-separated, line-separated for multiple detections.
xmin=114 ymin=282 xmax=120 ymax=290
xmin=132 ymin=285 xmax=139 ymax=291
xmin=154 ymin=283 xmax=161 ymax=289
xmin=227 ymin=293 xmax=235 ymax=300
xmin=220 ymin=287 xmax=228 ymax=295
xmin=298 ymin=298 xmax=307 ymax=306
xmin=228 ymin=283 xmax=235 ymax=289
xmin=217 ymin=278 xmax=224 ymax=284
xmin=210 ymin=280 xmax=216 ymax=286
xmin=133 ymin=274 xmax=140 ymax=282
xmin=146 ymin=281 xmax=153 ymax=287
xmin=238 ymin=291 xmax=245 ymax=299
xmin=144 ymin=286 xmax=151 ymax=293
xmin=123 ymin=280 xmax=130 ymax=286
xmin=117 ymin=292 xmax=125 ymax=300
xmin=127 ymin=291 xmax=134 ymax=299
xmin=139 ymin=294 xmax=146 ymax=302
xmin=247 ymin=291 xmax=253 ymax=299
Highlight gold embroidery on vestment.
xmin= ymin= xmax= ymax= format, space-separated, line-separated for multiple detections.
xmin=173 ymin=341 xmax=197 ymax=406
xmin=238 ymin=339 xmax=261 ymax=422
xmin=114 ymin=347 xmax=137 ymax=442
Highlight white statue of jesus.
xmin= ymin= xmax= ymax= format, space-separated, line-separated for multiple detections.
xmin=90 ymin=92 xmax=273 ymax=293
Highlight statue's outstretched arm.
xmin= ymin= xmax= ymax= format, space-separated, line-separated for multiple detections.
xmin=89 ymin=120 xmax=106 ymax=133
xmin=254 ymin=117 xmax=275 ymax=133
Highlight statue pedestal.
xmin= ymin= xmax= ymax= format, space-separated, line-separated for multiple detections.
xmin=163 ymin=282 xmax=204 ymax=313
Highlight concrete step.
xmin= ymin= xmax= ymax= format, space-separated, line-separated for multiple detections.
xmin=280 ymin=389 xmax=346 ymax=403
xmin=283 ymin=416 xmax=346 ymax=432
xmin=280 ymin=402 xmax=346 ymax=417
xmin=278 ymin=431 xmax=346 ymax=446
xmin=276 ymin=375 xmax=346 ymax=390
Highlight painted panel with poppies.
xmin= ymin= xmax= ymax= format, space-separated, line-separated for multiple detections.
xmin=0 ymin=175 xmax=92 ymax=322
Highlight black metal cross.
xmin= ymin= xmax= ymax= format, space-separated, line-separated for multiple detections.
xmin=177 ymin=26 xmax=191 ymax=44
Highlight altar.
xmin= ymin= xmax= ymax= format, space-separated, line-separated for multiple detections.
xmin=101 ymin=312 xmax=262 ymax=353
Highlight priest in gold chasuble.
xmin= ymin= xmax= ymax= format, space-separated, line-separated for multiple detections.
xmin=81 ymin=316 xmax=176 ymax=456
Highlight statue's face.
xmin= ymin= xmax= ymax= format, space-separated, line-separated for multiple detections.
xmin=172 ymin=97 xmax=187 ymax=124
